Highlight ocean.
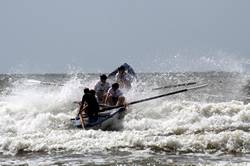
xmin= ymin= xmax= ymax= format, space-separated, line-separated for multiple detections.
xmin=1 ymin=72 xmax=250 ymax=165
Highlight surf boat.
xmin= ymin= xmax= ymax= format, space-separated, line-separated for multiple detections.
xmin=71 ymin=107 xmax=126 ymax=130
xmin=71 ymin=83 xmax=208 ymax=130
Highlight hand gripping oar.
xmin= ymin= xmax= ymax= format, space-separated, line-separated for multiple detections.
xmin=102 ymin=83 xmax=208 ymax=111
xmin=152 ymin=81 xmax=197 ymax=90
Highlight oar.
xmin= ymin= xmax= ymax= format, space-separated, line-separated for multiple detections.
xmin=78 ymin=104 xmax=88 ymax=128
xmin=102 ymin=83 xmax=208 ymax=111
xmin=152 ymin=81 xmax=197 ymax=90
xmin=26 ymin=79 xmax=64 ymax=86
xmin=39 ymin=81 xmax=64 ymax=86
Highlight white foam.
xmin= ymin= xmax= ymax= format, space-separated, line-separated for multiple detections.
xmin=1 ymin=76 xmax=250 ymax=156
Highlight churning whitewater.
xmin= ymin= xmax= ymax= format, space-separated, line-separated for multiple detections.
xmin=0 ymin=72 xmax=250 ymax=164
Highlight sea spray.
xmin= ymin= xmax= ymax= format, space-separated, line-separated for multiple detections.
xmin=0 ymin=72 xmax=250 ymax=165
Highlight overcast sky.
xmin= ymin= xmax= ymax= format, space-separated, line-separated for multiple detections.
xmin=0 ymin=0 xmax=250 ymax=73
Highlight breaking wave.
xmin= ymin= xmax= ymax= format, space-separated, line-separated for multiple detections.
xmin=0 ymin=72 xmax=250 ymax=158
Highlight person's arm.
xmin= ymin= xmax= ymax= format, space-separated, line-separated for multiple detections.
xmin=104 ymin=88 xmax=112 ymax=104
xmin=94 ymin=82 xmax=99 ymax=91
xmin=103 ymin=82 xmax=110 ymax=92
xmin=79 ymin=95 xmax=86 ymax=112
xmin=79 ymin=104 xmax=88 ymax=115
xmin=108 ymin=68 xmax=119 ymax=78
xmin=115 ymin=73 xmax=120 ymax=82
xmin=104 ymin=92 xmax=110 ymax=104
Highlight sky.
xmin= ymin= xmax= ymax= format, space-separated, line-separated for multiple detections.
xmin=0 ymin=0 xmax=250 ymax=73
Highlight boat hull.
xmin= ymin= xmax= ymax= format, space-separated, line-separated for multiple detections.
xmin=71 ymin=107 xmax=126 ymax=130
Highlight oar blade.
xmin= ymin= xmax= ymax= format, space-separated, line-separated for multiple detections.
xmin=186 ymin=83 xmax=208 ymax=91
xmin=152 ymin=81 xmax=197 ymax=90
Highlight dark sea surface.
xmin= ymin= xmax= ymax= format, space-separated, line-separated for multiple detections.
xmin=1 ymin=72 xmax=250 ymax=165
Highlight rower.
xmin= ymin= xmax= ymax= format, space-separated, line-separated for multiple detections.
xmin=115 ymin=65 xmax=133 ymax=89
xmin=79 ymin=88 xmax=99 ymax=123
xmin=105 ymin=83 xmax=125 ymax=106
xmin=108 ymin=63 xmax=137 ymax=78
xmin=94 ymin=74 xmax=110 ymax=103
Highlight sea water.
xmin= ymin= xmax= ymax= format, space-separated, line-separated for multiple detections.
xmin=1 ymin=72 xmax=250 ymax=165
